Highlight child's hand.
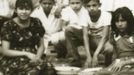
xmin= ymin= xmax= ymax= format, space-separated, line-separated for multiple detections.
xmin=107 ymin=59 xmax=125 ymax=72
xmin=30 ymin=57 xmax=43 ymax=65
xmin=50 ymin=34 xmax=59 ymax=45
xmin=92 ymin=55 xmax=99 ymax=67
xmin=84 ymin=57 xmax=92 ymax=68
xmin=54 ymin=6 xmax=62 ymax=18
xmin=25 ymin=52 xmax=36 ymax=60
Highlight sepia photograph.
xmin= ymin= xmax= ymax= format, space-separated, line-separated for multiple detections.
xmin=0 ymin=0 xmax=134 ymax=75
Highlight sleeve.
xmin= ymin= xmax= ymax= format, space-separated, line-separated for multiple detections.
xmin=30 ymin=6 xmax=41 ymax=18
xmin=61 ymin=8 xmax=69 ymax=22
xmin=35 ymin=18 xmax=45 ymax=37
xmin=1 ymin=21 xmax=13 ymax=41
xmin=30 ymin=8 xmax=38 ymax=18
xmin=103 ymin=12 xmax=112 ymax=26
xmin=79 ymin=9 xmax=89 ymax=27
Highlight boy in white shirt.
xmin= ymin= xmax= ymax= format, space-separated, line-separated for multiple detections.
xmin=61 ymin=0 xmax=90 ymax=67
xmin=31 ymin=0 xmax=67 ymax=58
xmin=64 ymin=0 xmax=113 ymax=67
xmin=84 ymin=0 xmax=113 ymax=67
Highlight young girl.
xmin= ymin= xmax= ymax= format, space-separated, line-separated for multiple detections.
xmin=96 ymin=7 xmax=134 ymax=75
xmin=0 ymin=0 xmax=46 ymax=75
xmin=108 ymin=6 xmax=134 ymax=72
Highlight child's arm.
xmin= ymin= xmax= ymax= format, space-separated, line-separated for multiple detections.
xmin=94 ymin=26 xmax=109 ymax=55
xmin=1 ymin=40 xmax=36 ymax=59
xmin=92 ymin=26 xmax=110 ymax=66
xmin=122 ymin=57 xmax=134 ymax=65
xmin=107 ymin=57 xmax=134 ymax=72
xmin=95 ymin=26 xmax=110 ymax=54
xmin=60 ymin=19 xmax=69 ymax=31
xmin=30 ymin=37 xmax=45 ymax=63
xmin=83 ymin=26 xmax=92 ymax=67
xmin=35 ymin=38 xmax=44 ymax=59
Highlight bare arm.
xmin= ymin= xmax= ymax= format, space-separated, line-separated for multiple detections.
xmin=124 ymin=58 xmax=134 ymax=65
xmin=1 ymin=40 xmax=36 ymax=60
xmin=91 ymin=26 xmax=110 ymax=67
xmin=107 ymin=57 xmax=134 ymax=72
xmin=60 ymin=19 xmax=68 ymax=31
xmin=83 ymin=26 xmax=92 ymax=67
xmin=35 ymin=37 xmax=45 ymax=59
xmin=83 ymin=26 xmax=91 ymax=58
xmin=1 ymin=40 xmax=28 ymax=57
xmin=94 ymin=26 xmax=110 ymax=56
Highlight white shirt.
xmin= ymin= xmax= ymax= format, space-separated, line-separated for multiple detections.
xmin=0 ymin=0 xmax=15 ymax=18
xmin=31 ymin=6 xmax=61 ymax=34
xmin=87 ymin=11 xmax=112 ymax=36
xmin=61 ymin=6 xmax=89 ymax=29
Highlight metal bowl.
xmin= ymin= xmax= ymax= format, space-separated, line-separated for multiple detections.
xmin=54 ymin=66 xmax=81 ymax=75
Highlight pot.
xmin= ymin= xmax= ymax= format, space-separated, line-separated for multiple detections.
xmin=54 ymin=66 xmax=81 ymax=75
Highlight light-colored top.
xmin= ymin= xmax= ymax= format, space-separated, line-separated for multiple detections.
xmin=61 ymin=6 xmax=89 ymax=29
xmin=31 ymin=6 xmax=61 ymax=34
xmin=113 ymin=35 xmax=134 ymax=58
xmin=0 ymin=0 xmax=15 ymax=18
xmin=87 ymin=11 xmax=112 ymax=36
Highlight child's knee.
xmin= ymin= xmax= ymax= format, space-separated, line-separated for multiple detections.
xmin=65 ymin=26 xmax=74 ymax=33
xmin=104 ymin=42 xmax=113 ymax=53
xmin=65 ymin=27 xmax=75 ymax=38
xmin=0 ymin=72 xmax=3 ymax=75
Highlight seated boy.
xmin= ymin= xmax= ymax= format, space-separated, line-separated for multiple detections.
xmin=64 ymin=0 xmax=113 ymax=67
xmin=84 ymin=0 xmax=113 ymax=67
xmin=31 ymin=0 xmax=67 ymax=58
xmin=61 ymin=0 xmax=90 ymax=67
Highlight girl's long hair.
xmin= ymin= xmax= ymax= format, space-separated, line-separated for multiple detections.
xmin=111 ymin=7 xmax=134 ymax=36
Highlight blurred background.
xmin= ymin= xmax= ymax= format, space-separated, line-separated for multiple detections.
xmin=100 ymin=0 xmax=134 ymax=12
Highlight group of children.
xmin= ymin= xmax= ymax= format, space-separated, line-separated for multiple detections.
xmin=0 ymin=0 xmax=134 ymax=75
xmin=64 ymin=0 xmax=112 ymax=67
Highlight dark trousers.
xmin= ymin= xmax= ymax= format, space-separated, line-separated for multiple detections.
xmin=54 ymin=39 xmax=67 ymax=58
xmin=65 ymin=26 xmax=113 ymax=66
xmin=65 ymin=26 xmax=83 ymax=60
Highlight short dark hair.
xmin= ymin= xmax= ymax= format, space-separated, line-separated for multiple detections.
xmin=69 ymin=0 xmax=84 ymax=2
xmin=39 ymin=0 xmax=55 ymax=3
xmin=111 ymin=7 xmax=134 ymax=36
xmin=15 ymin=0 xmax=33 ymax=10
xmin=83 ymin=0 xmax=100 ymax=4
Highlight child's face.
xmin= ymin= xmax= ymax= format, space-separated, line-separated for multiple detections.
xmin=86 ymin=0 xmax=100 ymax=15
xmin=40 ymin=0 xmax=54 ymax=12
xmin=115 ymin=15 xmax=128 ymax=32
xmin=69 ymin=0 xmax=82 ymax=11
xmin=16 ymin=7 xmax=32 ymax=20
